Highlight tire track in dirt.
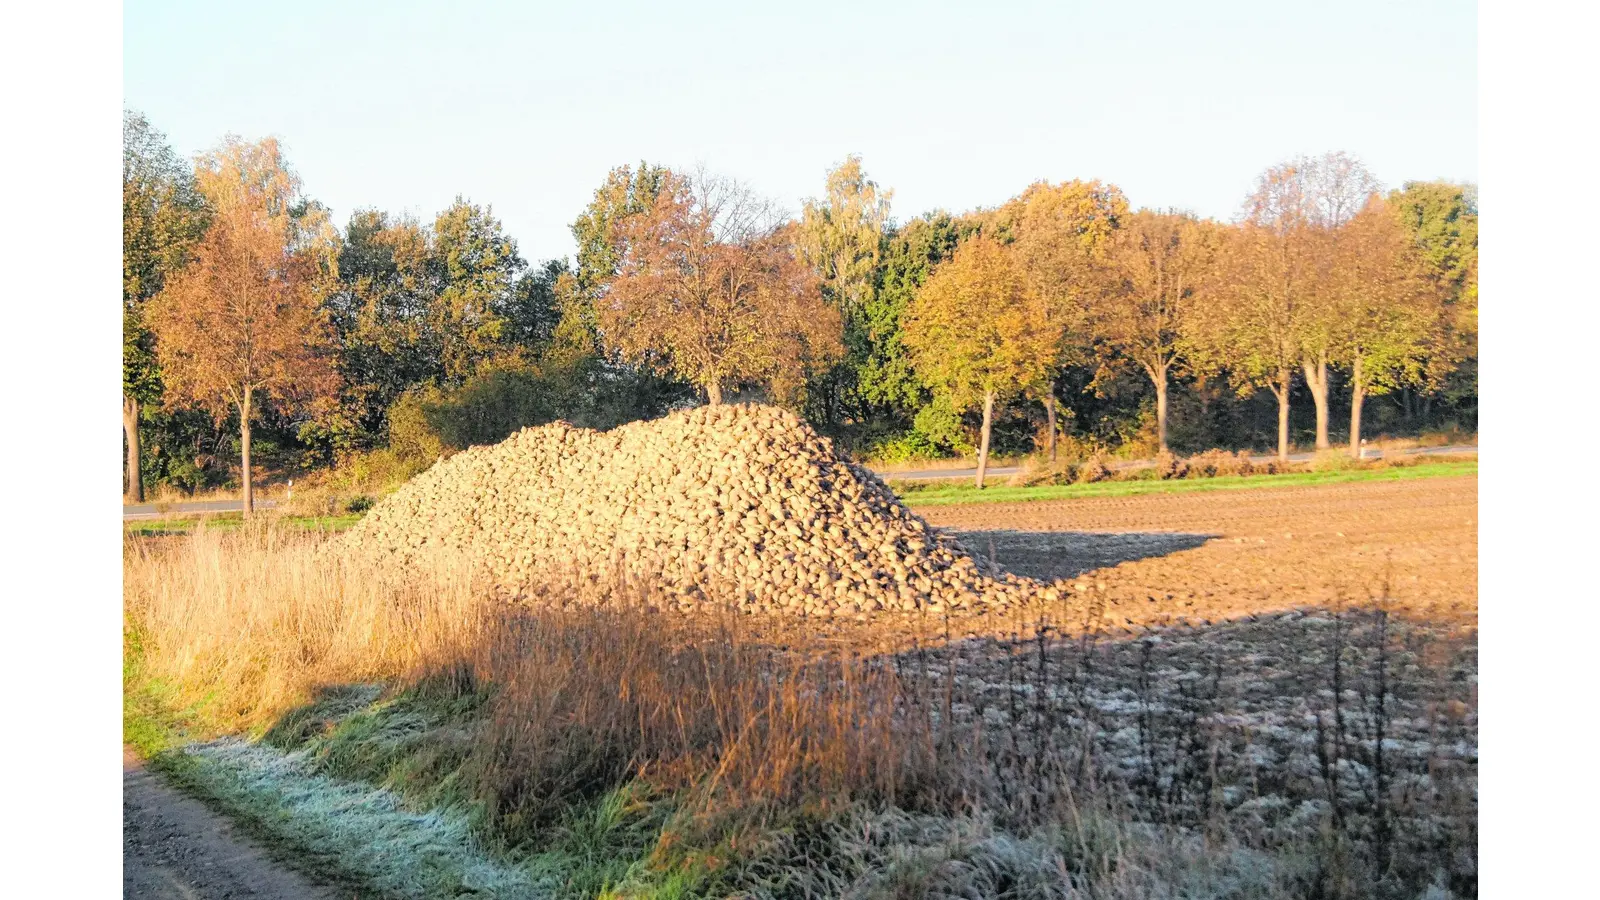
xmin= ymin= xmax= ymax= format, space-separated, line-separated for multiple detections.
xmin=123 ymin=748 xmax=345 ymax=900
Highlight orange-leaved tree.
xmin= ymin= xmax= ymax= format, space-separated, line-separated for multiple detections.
xmin=1092 ymin=210 xmax=1217 ymax=452
xmin=1187 ymin=164 xmax=1323 ymax=461
xmin=1330 ymin=196 xmax=1442 ymax=456
xmin=902 ymin=236 xmax=1060 ymax=488
xmin=146 ymin=136 xmax=340 ymax=514
xmin=599 ymin=168 xmax=841 ymax=405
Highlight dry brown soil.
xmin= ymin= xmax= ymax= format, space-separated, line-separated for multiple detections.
xmin=123 ymin=748 xmax=346 ymax=900
xmin=915 ymin=474 xmax=1478 ymax=631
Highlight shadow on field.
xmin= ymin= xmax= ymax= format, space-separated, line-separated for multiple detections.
xmin=946 ymin=529 xmax=1216 ymax=581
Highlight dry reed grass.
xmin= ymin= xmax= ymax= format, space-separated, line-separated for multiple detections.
xmin=124 ymin=523 xmax=479 ymax=732
xmin=124 ymin=525 xmax=932 ymax=843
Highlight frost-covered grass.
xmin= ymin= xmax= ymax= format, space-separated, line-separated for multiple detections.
xmin=158 ymin=738 xmax=551 ymax=899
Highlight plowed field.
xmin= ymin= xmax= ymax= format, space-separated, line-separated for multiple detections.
xmin=914 ymin=474 xmax=1477 ymax=630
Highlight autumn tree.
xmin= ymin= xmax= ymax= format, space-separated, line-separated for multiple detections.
xmin=123 ymin=110 xmax=208 ymax=501
xmin=799 ymin=155 xmax=893 ymax=316
xmin=1331 ymin=197 xmax=1441 ymax=456
xmin=1298 ymin=152 xmax=1382 ymax=449
xmin=599 ymin=169 xmax=842 ymax=405
xmin=1191 ymin=211 xmax=1316 ymax=461
xmin=1191 ymin=156 xmax=1369 ymax=460
xmin=903 ymin=237 xmax=1060 ymax=488
xmin=797 ymin=155 xmax=892 ymax=426
xmin=1008 ymin=179 xmax=1128 ymax=459
xmin=1389 ymin=180 xmax=1478 ymax=420
xmin=559 ymin=162 xmax=698 ymax=420
xmin=1092 ymin=211 xmax=1217 ymax=451
xmin=146 ymin=137 xmax=340 ymax=515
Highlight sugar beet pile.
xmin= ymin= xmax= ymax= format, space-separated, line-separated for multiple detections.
xmin=342 ymin=404 xmax=1063 ymax=617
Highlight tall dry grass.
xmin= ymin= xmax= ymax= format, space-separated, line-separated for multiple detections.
xmin=124 ymin=525 xmax=931 ymax=839
xmin=124 ymin=524 xmax=481 ymax=732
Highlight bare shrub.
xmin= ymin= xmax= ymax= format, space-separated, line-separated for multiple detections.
xmin=1152 ymin=450 xmax=1188 ymax=480
xmin=1010 ymin=455 xmax=1077 ymax=487
xmin=1073 ymin=455 xmax=1113 ymax=484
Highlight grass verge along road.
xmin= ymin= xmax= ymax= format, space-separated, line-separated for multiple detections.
xmin=896 ymin=458 xmax=1477 ymax=507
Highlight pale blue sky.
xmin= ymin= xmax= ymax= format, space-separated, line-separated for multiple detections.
xmin=124 ymin=0 xmax=1476 ymax=264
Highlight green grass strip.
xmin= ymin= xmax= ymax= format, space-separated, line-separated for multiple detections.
xmin=897 ymin=459 xmax=1477 ymax=508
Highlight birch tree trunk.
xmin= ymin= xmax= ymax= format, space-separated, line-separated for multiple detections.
xmin=706 ymin=380 xmax=724 ymax=405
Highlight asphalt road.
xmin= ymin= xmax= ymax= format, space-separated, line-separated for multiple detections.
xmin=123 ymin=498 xmax=278 ymax=520
xmin=121 ymin=444 xmax=1477 ymax=518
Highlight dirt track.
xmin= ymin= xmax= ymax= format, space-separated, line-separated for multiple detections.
xmin=917 ymin=474 xmax=1478 ymax=629
xmin=123 ymin=748 xmax=342 ymax=900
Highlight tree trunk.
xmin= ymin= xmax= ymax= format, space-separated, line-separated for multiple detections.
xmin=1044 ymin=388 xmax=1058 ymax=464
xmin=706 ymin=380 xmax=724 ymax=406
xmin=240 ymin=388 xmax=254 ymax=518
xmin=975 ymin=390 xmax=995 ymax=490
xmin=1303 ymin=356 xmax=1330 ymax=450
xmin=1349 ymin=356 xmax=1366 ymax=459
xmin=1151 ymin=363 xmax=1170 ymax=453
xmin=1275 ymin=368 xmax=1291 ymax=462
xmin=123 ymin=394 xmax=144 ymax=504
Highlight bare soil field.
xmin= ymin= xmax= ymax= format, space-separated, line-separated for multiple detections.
xmin=884 ymin=474 xmax=1480 ymax=895
xmin=916 ymin=473 xmax=1477 ymax=630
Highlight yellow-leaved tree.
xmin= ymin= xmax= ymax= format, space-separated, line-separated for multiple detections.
xmin=1092 ymin=211 xmax=1218 ymax=452
xmin=1008 ymin=179 xmax=1128 ymax=460
xmin=1331 ymin=196 xmax=1443 ymax=456
xmin=902 ymin=237 xmax=1060 ymax=488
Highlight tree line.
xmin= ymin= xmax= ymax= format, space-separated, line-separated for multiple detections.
xmin=124 ymin=110 xmax=1477 ymax=505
